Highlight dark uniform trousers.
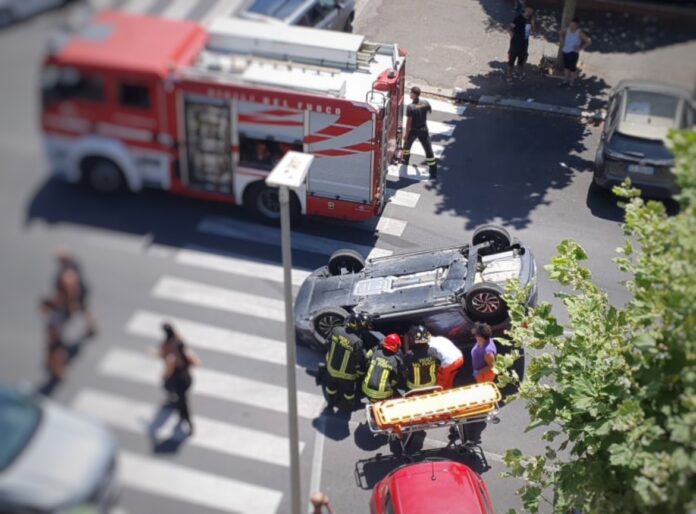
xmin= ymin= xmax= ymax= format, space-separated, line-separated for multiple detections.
xmin=325 ymin=376 xmax=358 ymax=407
xmin=403 ymin=127 xmax=437 ymax=178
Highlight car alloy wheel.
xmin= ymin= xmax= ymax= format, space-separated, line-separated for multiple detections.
xmin=470 ymin=291 xmax=501 ymax=314
xmin=316 ymin=313 xmax=343 ymax=338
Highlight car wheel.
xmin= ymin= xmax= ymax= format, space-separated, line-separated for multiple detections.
xmin=343 ymin=13 xmax=354 ymax=32
xmin=81 ymin=157 xmax=127 ymax=194
xmin=327 ymin=249 xmax=365 ymax=276
xmin=244 ymin=183 xmax=301 ymax=225
xmin=0 ymin=9 xmax=14 ymax=28
xmin=464 ymin=282 xmax=507 ymax=324
xmin=311 ymin=306 xmax=349 ymax=350
xmin=472 ymin=224 xmax=512 ymax=256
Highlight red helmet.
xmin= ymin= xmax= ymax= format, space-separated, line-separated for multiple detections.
xmin=383 ymin=333 xmax=402 ymax=353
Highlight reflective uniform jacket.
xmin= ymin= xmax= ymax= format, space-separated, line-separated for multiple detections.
xmin=326 ymin=326 xmax=366 ymax=380
xmin=403 ymin=345 xmax=440 ymax=390
xmin=362 ymin=348 xmax=404 ymax=401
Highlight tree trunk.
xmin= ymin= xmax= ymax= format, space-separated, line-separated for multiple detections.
xmin=555 ymin=0 xmax=577 ymax=73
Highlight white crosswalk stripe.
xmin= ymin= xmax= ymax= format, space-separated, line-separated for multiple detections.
xmin=126 ymin=310 xmax=292 ymax=367
xmin=119 ymin=0 xmax=160 ymax=13
xmin=175 ymin=246 xmax=311 ymax=286
xmin=387 ymin=163 xmax=431 ymax=181
xmin=119 ymin=451 xmax=283 ymax=514
xmin=98 ymin=347 xmax=324 ymax=418
xmin=386 ymin=189 xmax=420 ymax=208
xmin=73 ymin=389 xmax=303 ymax=466
xmin=158 ymin=0 xmax=193 ymax=19
xmin=199 ymin=0 xmax=245 ymax=24
xmin=375 ymin=217 xmax=407 ymax=237
xmin=425 ymin=98 xmax=467 ymax=116
xmin=409 ymin=140 xmax=445 ymax=159
xmin=152 ymin=276 xmax=286 ymax=321
xmin=197 ymin=216 xmax=393 ymax=259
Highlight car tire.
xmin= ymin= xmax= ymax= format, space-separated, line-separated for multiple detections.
xmin=343 ymin=13 xmax=354 ymax=32
xmin=464 ymin=282 xmax=508 ymax=324
xmin=327 ymin=249 xmax=365 ymax=276
xmin=81 ymin=157 xmax=127 ymax=194
xmin=244 ymin=182 xmax=301 ymax=225
xmin=472 ymin=224 xmax=512 ymax=256
xmin=311 ymin=306 xmax=350 ymax=351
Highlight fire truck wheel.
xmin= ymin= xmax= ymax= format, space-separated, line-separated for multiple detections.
xmin=244 ymin=183 xmax=300 ymax=224
xmin=81 ymin=157 xmax=127 ymax=194
xmin=472 ymin=224 xmax=512 ymax=256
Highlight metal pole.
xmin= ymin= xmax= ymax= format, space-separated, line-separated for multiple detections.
xmin=279 ymin=185 xmax=302 ymax=514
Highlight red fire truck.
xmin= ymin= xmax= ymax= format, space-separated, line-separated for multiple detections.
xmin=41 ymin=10 xmax=406 ymax=222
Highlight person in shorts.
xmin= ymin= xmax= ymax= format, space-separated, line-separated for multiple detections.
xmin=559 ymin=18 xmax=592 ymax=87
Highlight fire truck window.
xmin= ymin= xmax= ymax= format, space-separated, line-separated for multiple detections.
xmin=42 ymin=67 xmax=104 ymax=104
xmin=119 ymin=83 xmax=151 ymax=109
xmin=239 ymin=136 xmax=302 ymax=170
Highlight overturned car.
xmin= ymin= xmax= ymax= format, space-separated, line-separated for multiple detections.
xmin=294 ymin=224 xmax=538 ymax=369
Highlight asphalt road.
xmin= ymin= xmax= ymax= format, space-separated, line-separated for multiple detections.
xmin=0 ymin=3 xmax=631 ymax=514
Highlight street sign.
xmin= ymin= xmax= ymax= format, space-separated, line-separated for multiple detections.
xmin=265 ymin=151 xmax=314 ymax=189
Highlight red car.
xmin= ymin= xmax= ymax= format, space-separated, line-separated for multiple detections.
xmin=370 ymin=460 xmax=495 ymax=514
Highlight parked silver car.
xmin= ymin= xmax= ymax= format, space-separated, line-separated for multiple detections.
xmin=241 ymin=0 xmax=355 ymax=32
xmin=0 ymin=384 xmax=118 ymax=513
xmin=593 ymin=80 xmax=695 ymax=199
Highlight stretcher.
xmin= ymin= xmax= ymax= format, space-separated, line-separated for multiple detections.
xmin=365 ymin=382 xmax=501 ymax=454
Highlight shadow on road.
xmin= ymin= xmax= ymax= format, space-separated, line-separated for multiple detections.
xmin=431 ymin=106 xmax=595 ymax=230
xmin=477 ymin=0 xmax=696 ymax=53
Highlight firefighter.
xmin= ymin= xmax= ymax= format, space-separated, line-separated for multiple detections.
xmin=346 ymin=311 xmax=383 ymax=351
xmin=362 ymin=333 xmax=405 ymax=402
xmin=402 ymin=86 xmax=437 ymax=180
xmin=323 ymin=314 xmax=367 ymax=409
xmin=403 ymin=325 xmax=441 ymax=392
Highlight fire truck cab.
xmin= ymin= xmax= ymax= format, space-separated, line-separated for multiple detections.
xmin=41 ymin=10 xmax=406 ymax=222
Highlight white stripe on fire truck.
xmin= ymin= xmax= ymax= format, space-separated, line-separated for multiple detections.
xmin=72 ymin=389 xmax=304 ymax=467
xmin=125 ymin=310 xmax=315 ymax=368
xmin=197 ymin=216 xmax=393 ymax=258
xmin=95 ymin=122 xmax=152 ymax=142
xmin=97 ymin=347 xmax=324 ymax=418
xmin=118 ymin=451 xmax=283 ymax=514
xmin=175 ymin=247 xmax=311 ymax=286
xmin=152 ymin=276 xmax=286 ymax=321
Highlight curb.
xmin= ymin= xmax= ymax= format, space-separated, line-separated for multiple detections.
xmin=408 ymin=82 xmax=605 ymax=122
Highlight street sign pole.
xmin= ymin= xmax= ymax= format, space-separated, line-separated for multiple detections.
xmin=265 ymin=151 xmax=314 ymax=514
xmin=279 ymin=185 xmax=302 ymax=514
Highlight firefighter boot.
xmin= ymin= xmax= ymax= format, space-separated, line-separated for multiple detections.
xmin=401 ymin=149 xmax=410 ymax=166
xmin=427 ymin=159 xmax=438 ymax=179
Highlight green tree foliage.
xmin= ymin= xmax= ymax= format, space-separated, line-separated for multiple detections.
xmin=500 ymin=130 xmax=696 ymax=513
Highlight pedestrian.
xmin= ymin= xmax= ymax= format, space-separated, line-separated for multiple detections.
xmin=362 ymin=333 xmax=405 ymax=402
xmin=402 ymin=86 xmax=437 ymax=180
xmin=40 ymin=296 xmax=69 ymax=380
xmin=322 ymin=313 xmax=367 ymax=410
xmin=54 ymin=247 xmax=98 ymax=338
xmin=310 ymin=491 xmax=335 ymax=514
xmin=160 ymin=325 xmax=200 ymax=434
xmin=507 ymin=7 xmax=535 ymax=79
xmin=559 ymin=18 xmax=592 ymax=88
xmin=470 ymin=322 xmax=497 ymax=383
xmin=158 ymin=323 xmax=183 ymax=403
xmin=428 ymin=333 xmax=464 ymax=390
xmin=403 ymin=325 xmax=440 ymax=392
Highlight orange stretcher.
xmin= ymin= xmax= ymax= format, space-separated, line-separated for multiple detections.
xmin=365 ymin=383 xmax=501 ymax=453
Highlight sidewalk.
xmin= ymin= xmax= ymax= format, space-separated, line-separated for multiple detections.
xmin=355 ymin=0 xmax=696 ymax=116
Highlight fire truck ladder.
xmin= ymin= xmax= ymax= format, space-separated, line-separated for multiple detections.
xmin=356 ymin=42 xmax=381 ymax=71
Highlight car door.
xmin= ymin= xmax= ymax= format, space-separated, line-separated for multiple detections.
xmin=300 ymin=0 xmax=340 ymax=29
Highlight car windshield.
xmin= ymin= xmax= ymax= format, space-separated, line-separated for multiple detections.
xmin=247 ymin=0 xmax=307 ymax=18
xmin=0 ymin=388 xmax=41 ymax=472
xmin=623 ymin=90 xmax=680 ymax=130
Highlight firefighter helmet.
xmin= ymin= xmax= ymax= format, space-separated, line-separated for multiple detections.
xmin=383 ymin=333 xmax=402 ymax=353
xmin=345 ymin=311 xmax=371 ymax=333
xmin=408 ymin=325 xmax=430 ymax=345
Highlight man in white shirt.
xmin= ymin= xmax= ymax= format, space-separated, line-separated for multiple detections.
xmin=428 ymin=335 xmax=465 ymax=389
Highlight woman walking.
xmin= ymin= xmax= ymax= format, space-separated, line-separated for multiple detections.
xmin=40 ymin=296 xmax=69 ymax=381
xmin=160 ymin=323 xmax=200 ymax=434
xmin=559 ymin=18 xmax=592 ymax=87
xmin=471 ymin=322 xmax=497 ymax=383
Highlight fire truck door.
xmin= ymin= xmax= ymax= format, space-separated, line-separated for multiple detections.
xmin=181 ymin=96 xmax=233 ymax=193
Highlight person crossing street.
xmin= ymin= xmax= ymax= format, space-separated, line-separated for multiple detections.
xmin=323 ymin=313 xmax=367 ymax=410
xmin=402 ymin=86 xmax=438 ymax=180
xmin=362 ymin=333 xmax=405 ymax=402
xmin=403 ymin=325 xmax=440 ymax=392
xmin=54 ymin=247 xmax=98 ymax=339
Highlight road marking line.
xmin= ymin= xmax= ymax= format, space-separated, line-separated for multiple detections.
xmin=158 ymin=0 xmax=192 ymax=18
xmin=118 ymin=451 xmax=283 ymax=514
xmin=119 ymin=0 xmax=159 ymax=13
xmin=98 ymin=348 xmax=324 ymax=418
xmin=200 ymin=0 xmax=244 ymax=25
xmin=425 ymin=98 xmax=467 ymax=116
xmin=402 ymin=117 xmax=455 ymax=137
xmin=126 ymin=310 xmax=291 ymax=367
xmin=73 ymin=389 xmax=302 ymax=467
xmin=367 ymin=248 xmax=393 ymax=260
xmin=409 ymin=141 xmax=445 ymax=159
xmin=387 ymin=164 xmax=430 ymax=181
xmin=197 ymin=216 xmax=391 ymax=258
xmin=386 ymin=189 xmax=420 ymax=208
xmin=375 ymin=217 xmax=407 ymax=237
xmin=176 ymin=247 xmax=311 ymax=287
xmin=152 ymin=276 xmax=286 ymax=322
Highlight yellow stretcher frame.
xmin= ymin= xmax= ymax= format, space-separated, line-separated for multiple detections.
xmin=365 ymin=382 xmax=501 ymax=453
